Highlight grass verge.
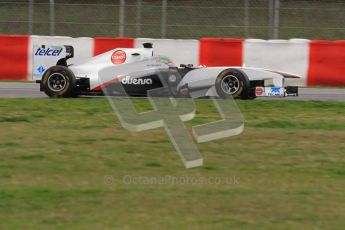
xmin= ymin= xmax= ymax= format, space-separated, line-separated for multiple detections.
xmin=0 ymin=98 xmax=344 ymax=229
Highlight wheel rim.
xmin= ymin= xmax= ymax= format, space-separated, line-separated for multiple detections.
xmin=47 ymin=73 xmax=67 ymax=92
xmin=220 ymin=75 xmax=240 ymax=95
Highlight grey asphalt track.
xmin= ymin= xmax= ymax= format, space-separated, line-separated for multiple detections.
xmin=0 ymin=82 xmax=344 ymax=101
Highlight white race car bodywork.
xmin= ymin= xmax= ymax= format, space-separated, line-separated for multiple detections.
xmin=37 ymin=44 xmax=299 ymax=98
xmin=177 ymin=67 xmax=291 ymax=97
xmin=68 ymin=47 xmax=155 ymax=91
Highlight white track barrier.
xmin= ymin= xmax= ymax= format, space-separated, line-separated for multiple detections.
xmin=243 ymin=39 xmax=310 ymax=86
xmin=135 ymin=38 xmax=199 ymax=67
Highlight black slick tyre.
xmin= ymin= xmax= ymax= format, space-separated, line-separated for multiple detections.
xmin=215 ymin=69 xmax=251 ymax=99
xmin=41 ymin=66 xmax=76 ymax=98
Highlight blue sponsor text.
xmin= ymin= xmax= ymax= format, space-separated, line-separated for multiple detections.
xmin=35 ymin=47 xmax=62 ymax=56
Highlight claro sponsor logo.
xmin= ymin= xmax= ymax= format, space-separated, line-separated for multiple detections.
xmin=35 ymin=47 xmax=63 ymax=56
xmin=111 ymin=50 xmax=126 ymax=64
xmin=121 ymin=76 xmax=153 ymax=85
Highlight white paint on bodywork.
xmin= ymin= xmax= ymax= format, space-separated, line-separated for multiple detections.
xmin=240 ymin=68 xmax=284 ymax=87
xmin=177 ymin=67 xmax=286 ymax=91
xmin=69 ymin=47 xmax=154 ymax=89
xmin=177 ymin=67 xmax=225 ymax=89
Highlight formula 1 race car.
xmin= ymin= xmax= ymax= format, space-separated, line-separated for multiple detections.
xmin=36 ymin=43 xmax=299 ymax=99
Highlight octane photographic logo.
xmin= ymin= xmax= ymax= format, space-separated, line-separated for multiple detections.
xmin=100 ymin=58 xmax=244 ymax=169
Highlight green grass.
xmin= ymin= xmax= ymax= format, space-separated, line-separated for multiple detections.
xmin=0 ymin=98 xmax=344 ymax=229
xmin=0 ymin=81 xmax=35 ymax=83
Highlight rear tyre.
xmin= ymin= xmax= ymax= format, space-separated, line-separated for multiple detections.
xmin=41 ymin=66 xmax=76 ymax=98
xmin=215 ymin=69 xmax=252 ymax=99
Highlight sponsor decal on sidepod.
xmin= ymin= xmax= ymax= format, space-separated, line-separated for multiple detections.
xmin=121 ymin=76 xmax=153 ymax=85
xmin=111 ymin=50 xmax=126 ymax=64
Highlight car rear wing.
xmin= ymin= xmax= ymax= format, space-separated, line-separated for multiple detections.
xmin=56 ymin=45 xmax=74 ymax=66
xmin=32 ymin=45 xmax=74 ymax=81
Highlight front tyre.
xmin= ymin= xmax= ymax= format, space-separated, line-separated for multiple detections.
xmin=215 ymin=69 xmax=253 ymax=99
xmin=41 ymin=66 xmax=76 ymax=98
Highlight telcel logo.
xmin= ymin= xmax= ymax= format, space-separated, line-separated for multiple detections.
xmin=35 ymin=47 xmax=63 ymax=56
xmin=121 ymin=76 xmax=153 ymax=85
